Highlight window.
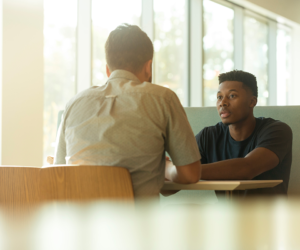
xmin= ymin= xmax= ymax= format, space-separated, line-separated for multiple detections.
xmin=44 ymin=0 xmax=77 ymax=161
xmin=153 ymin=0 xmax=187 ymax=105
xmin=203 ymin=0 xmax=234 ymax=106
xmin=277 ymin=26 xmax=291 ymax=105
xmin=43 ymin=0 xmax=296 ymax=159
xmin=244 ymin=14 xmax=269 ymax=106
xmin=92 ymin=0 xmax=141 ymax=86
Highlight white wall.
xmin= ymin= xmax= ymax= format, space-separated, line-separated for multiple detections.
xmin=245 ymin=0 xmax=300 ymax=25
xmin=0 ymin=0 xmax=43 ymax=166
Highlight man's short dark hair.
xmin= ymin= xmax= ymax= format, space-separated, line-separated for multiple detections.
xmin=218 ymin=70 xmax=258 ymax=97
xmin=105 ymin=24 xmax=154 ymax=73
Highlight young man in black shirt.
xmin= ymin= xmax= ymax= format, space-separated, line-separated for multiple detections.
xmin=195 ymin=70 xmax=292 ymax=197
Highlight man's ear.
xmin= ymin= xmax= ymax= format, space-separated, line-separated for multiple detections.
xmin=250 ymin=96 xmax=257 ymax=108
xmin=106 ymin=64 xmax=111 ymax=77
xmin=144 ymin=60 xmax=152 ymax=78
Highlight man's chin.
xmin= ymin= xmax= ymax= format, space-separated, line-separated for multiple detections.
xmin=221 ymin=119 xmax=232 ymax=126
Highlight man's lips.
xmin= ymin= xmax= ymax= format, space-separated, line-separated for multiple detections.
xmin=220 ymin=110 xmax=231 ymax=118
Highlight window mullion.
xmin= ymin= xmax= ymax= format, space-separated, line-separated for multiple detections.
xmin=184 ymin=0 xmax=191 ymax=107
xmin=233 ymin=5 xmax=244 ymax=70
xmin=190 ymin=0 xmax=203 ymax=107
xmin=141 ymin=0 xmax=153 ymax=41
xmin=289 ymin=28 xmax=300 ymax=105
xmin=268 ymin=20 xmax=277 ymax=105
xmin=76 ymin=0 xmax=92 ymax=93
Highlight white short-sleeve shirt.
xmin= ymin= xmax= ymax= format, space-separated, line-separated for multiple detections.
xmin=54 ymin=70 xmax=201 ymax=197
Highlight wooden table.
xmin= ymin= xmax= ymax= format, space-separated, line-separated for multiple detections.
xmin=162 ymin=180 xmax=283 ymax=199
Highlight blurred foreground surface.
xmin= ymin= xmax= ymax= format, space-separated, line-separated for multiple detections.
xmin=1 ymin=197 xmax=300 ymax=250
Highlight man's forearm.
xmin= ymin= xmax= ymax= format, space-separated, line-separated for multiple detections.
xmin=165 ymin=160 xmax=201 ymax=184
xmin=202 ymin=147 xmax=280 ymax=180
xmin=201 ymin=158 xmax=254 ymax=180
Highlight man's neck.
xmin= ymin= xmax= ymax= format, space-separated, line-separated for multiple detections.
xmin=135 ymin=71 xmax=151 ymax=83
xmin=229 ymin=115 xmax=256 ymax=141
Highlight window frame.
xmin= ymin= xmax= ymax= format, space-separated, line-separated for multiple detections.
xmin=243 ymin=9 xmax=278 ymax=105
xmin=77 ymin=0 xmax=92 ymax=92
xmin=75 ymin=0 xmax=296 ymax=107
xmin=276 ymin=23 xmax=293 ymax=105
xmin=201 ymin=0 xmax=235 ymax=107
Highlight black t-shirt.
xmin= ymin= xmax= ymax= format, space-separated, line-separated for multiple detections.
xmin=195 ymin=117 xmax=293 ymax=196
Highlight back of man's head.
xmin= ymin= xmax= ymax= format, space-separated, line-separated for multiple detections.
xmin=105 ymin=24 xmax=154 ymax=74
xmin=218 ymin=70 xmax=258 ymax=97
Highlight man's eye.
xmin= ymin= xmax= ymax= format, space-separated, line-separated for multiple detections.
xmin=217 ymin=96 xmax=222 ymax=100
xmin=229 ymin=94 xmax=236 ymax=98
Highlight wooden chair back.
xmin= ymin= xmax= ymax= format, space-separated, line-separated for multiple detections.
xmin=0 ymin=165 xmax=134 ymax=209
xmin=39 ymin=165 xmax=134 ymax=202
xmin=0 ymin=166 xmax=40 ymax=209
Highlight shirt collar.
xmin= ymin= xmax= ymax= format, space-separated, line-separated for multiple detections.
xmin=108 ymin=69 xmax=141 ymax=83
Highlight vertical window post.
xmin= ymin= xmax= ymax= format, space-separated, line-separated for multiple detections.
xmin=190 ymin=0 xmax=203 ymax=107
xmin=141 ymin=0 xmax=153 ymax=41
xmin=77 ymin=0 xmax=92 ymax=93
xmin=184 ymin=0 xmax=191 ymax=107
xmin=268 ymin=20 xmax=277 ymax=105
xmin=141 ymin=0 xmax=153 ymax=84
xmin=233 ymin=5 xmax=244 ymax=70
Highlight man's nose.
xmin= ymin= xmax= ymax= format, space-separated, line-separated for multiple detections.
xmin=219 ymin=97 xmax=228 ymax=107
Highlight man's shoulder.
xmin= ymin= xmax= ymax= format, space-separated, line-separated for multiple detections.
xmin=64 ymin=86 xmax=100 ymax=110
xmin=255 ymin=117 xmax=293 ymax=146
xmin=256 ymin=117 xmax=292 ymax=134
xmin=66 ymin=80 xmax=177 ymax=106
xmin=136 ymin=82 xmax=177 ymax=101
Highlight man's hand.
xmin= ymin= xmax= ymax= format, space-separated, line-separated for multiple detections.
xmin=46 ymin=156 xmax=54 ymax=165
xmin=161 ymin=157 xmax=179 ymax=196
xmin=164 ymin=156 xmax=172 ymax=181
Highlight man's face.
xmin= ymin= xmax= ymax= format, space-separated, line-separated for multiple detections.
xmin=216 ymin=81 xmax=256 ymax=125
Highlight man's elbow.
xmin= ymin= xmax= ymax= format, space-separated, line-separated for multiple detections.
xmin=190 ymin=171 xmax=202 ymax=183
xmin=187 ymin=175 xmax=201 ymax=184
xmin=176 ymin=161 xmax=201 ymax=184
xmin=238 ymin=159 xmax=258 ymax=180
xmin=242 ymin=174 xmax=254 ymax=180
xmin=240 ymin=166 xmax=256 ymax=180
xmin=187 ymin=163 xmax=202 ymax=183
xmin=182 ymin=170 xmax=201 ymax=184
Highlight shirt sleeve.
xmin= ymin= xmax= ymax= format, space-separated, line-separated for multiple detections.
xmin=256 ymin=121 xmax=293 ymax=164
xmin=195 ymin=128 xmax=208 ymax=164
xmin=164 ymin=92 xmax=201 ymax=166
xmin=54 ymin=112 xmax=67 ymax=164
